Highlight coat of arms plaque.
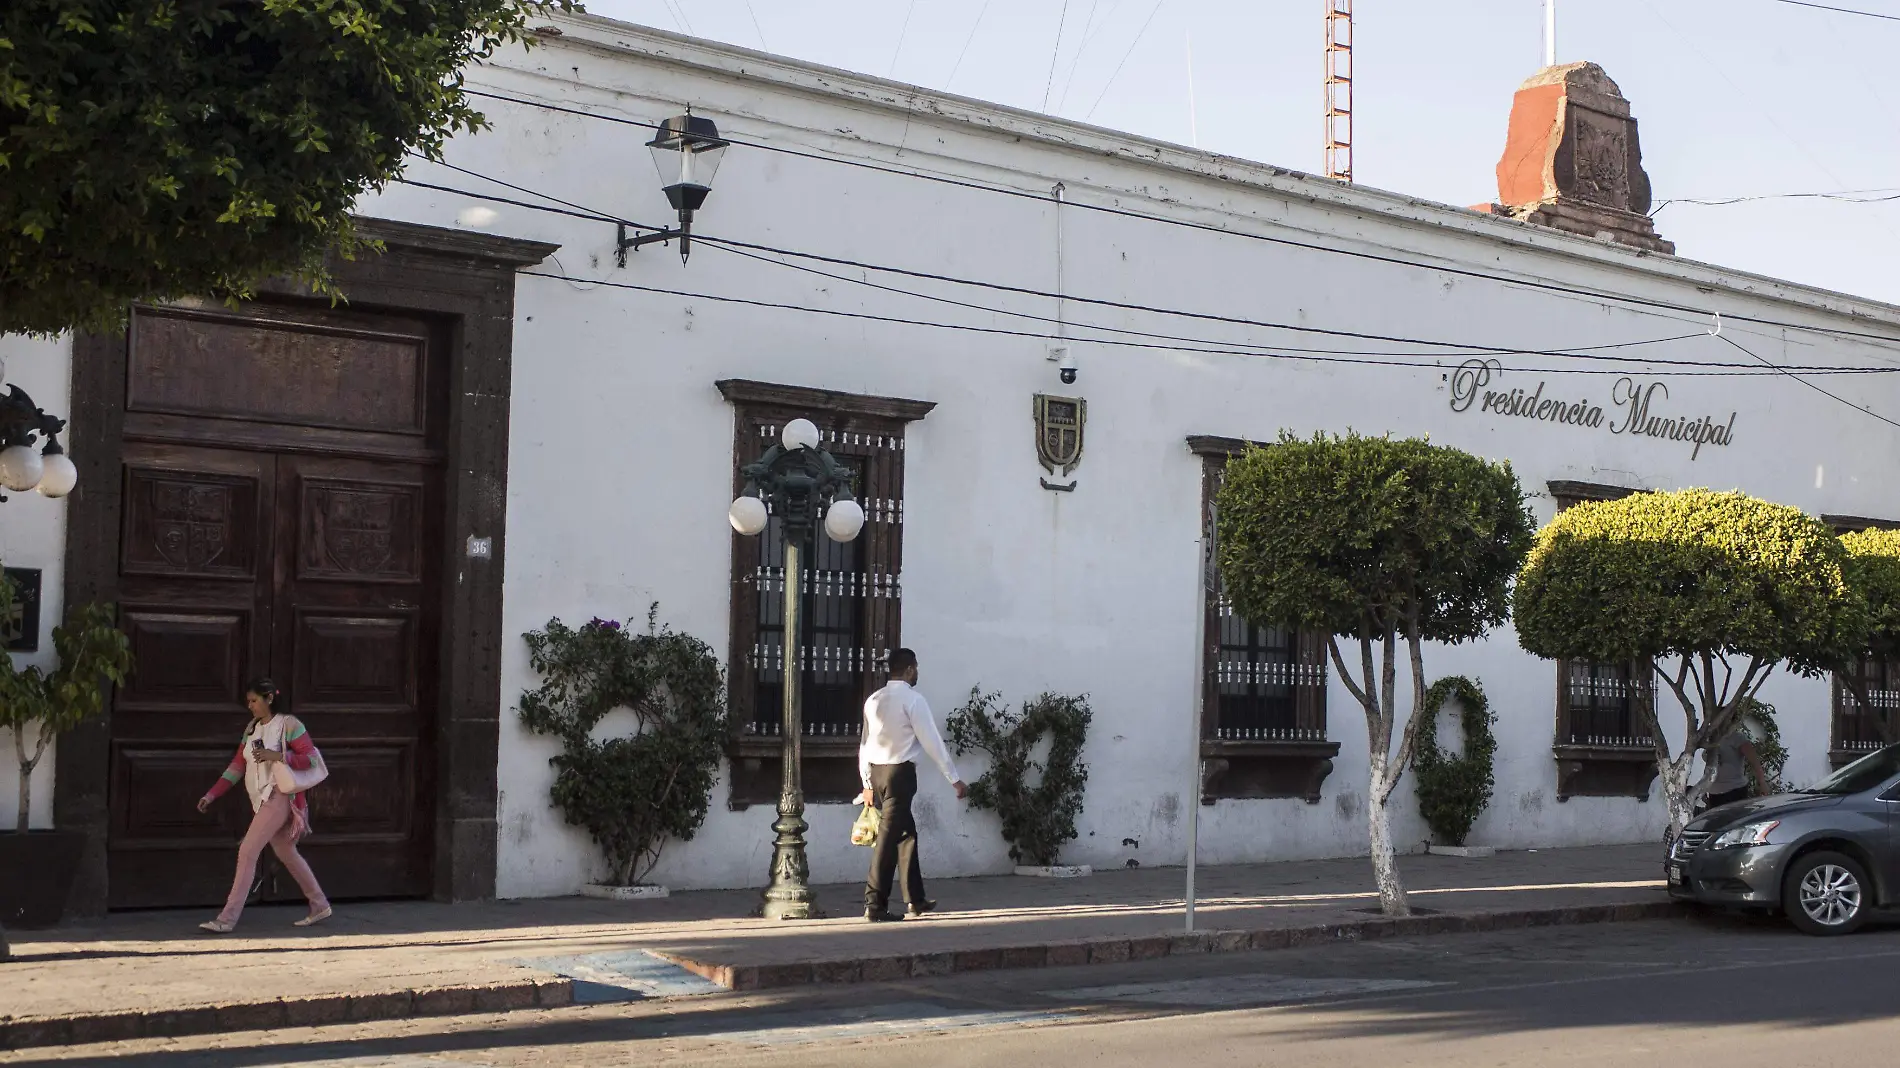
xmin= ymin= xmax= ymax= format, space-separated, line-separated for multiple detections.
xmin=1033 ymin=394 xmax=1086 ymax=489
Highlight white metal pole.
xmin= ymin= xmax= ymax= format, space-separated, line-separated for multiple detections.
xmin=1186 ymin=510 xmax=1212 ymax=931
xmin=1544 ymin=0 xmax=1556 ymax=67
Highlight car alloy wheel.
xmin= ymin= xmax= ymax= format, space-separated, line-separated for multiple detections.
xmin=1797 ymin=863 xmax=1862 ymax=927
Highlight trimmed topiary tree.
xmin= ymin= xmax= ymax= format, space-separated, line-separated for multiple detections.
xmin=517 ymin=609 xmax=727 ymax=888
xmin=1413 ymin=676 xmax=1497 ymax=848
xmin=1 ymin=0 xmax=574 ymax=336
xmin=1216 ymin=433 xmax=1533 ymax=916
xmin=1838 ymin=527 xmax=1900 ymax=744
xmin=946 ymin=689 xmax=1091 ymax=867
xmin=1515 ymin=489 xmax=1867 ymax=838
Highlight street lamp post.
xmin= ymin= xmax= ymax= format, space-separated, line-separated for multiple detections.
xmin=729 ymin=417 xmax=865 ymax=920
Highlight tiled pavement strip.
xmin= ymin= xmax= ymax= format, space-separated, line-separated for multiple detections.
xmin=0 ymin=843 xmax=1679 ymax=1049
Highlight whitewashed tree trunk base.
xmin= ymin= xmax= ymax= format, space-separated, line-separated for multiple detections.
xmin=1014 ymin=865 xmax=1092 ymax=878
xmin=581 ymin=883 xmax=671 ymax=900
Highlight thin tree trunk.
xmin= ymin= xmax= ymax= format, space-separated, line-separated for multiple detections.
xmin=1366 ymin=757 xmax=1409 ymax=916
xmin=14 ymin=722 xmax=32 ymax=834
xmin=1330 ymin=629 xmax=1412 ymax=916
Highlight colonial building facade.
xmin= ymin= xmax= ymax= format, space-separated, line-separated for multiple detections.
xmin=5 ymin=14 xmax=1899 ymax=910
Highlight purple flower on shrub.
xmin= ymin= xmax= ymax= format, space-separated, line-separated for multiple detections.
xmin=588 ymin=617 xmax=622 ymax=632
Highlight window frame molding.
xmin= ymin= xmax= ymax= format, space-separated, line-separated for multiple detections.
xmin=717 ymin=379 xmax=934 ymax=808
xmin=1189 ymin=436 xmax=1338 ymax=804
xmin=1825 ymin=514 xmax=1900 ymax=766
xmin=1545 ymin=480 xmax=1661 ymax=802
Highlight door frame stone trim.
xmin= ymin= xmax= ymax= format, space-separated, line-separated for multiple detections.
xmin=58 ymin=219 xmax=555 ymax=915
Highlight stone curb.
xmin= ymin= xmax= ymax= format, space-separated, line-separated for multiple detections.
xmin=657 ymin=900 xmax=1691 ymax=992
xmin=0 ymin=977 xmax=572 ymax=1052
xmin=0 ymin=899 xmax=1687 ymax=1050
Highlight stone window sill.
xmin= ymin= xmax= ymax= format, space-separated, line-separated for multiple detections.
xmin=1552 ymin=743 xmax=1658 ymax=801
xmin=1199 ymin=739 xmax=1341 ymax=804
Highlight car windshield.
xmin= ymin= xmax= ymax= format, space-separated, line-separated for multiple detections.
xmin=1802 ymin=745 xmax=1900 ymax=795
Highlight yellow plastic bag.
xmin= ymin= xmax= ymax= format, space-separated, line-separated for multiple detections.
xmin=850 ymin=804 xmax=879 ymax=847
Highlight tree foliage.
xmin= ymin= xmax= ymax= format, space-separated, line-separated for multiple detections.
xmin=1514 ymin=489 xmax=1865 ymax=834
xmin=1412 ymin=676 xmax=1496 ymax=848
xmin=946 ymin=689 xmax=1091 ymax=867
xmin=1216 ymin=434 xmax=1533 ymax=645
xmin=517 ymin=610 xmax=726 ymax=887
xmin=0 ymin=575 xmax=134 ymax=832
xmin=1838 ymin=527 xmax=1900 ymax=743
xmin=0 ymin=0 xmax=572 ymax=336
xmin=1215 ymin=433 xmax=1532 ymax=915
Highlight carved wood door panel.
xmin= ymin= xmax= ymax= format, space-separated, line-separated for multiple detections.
xmin=107 ymin=303 xmax=444 ymax=909
xmin=270 ymin=454 xmax=439 ymax=900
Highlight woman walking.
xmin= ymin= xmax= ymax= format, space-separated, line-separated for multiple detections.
xmin=196 ymin=678 xmax=331 ymax=932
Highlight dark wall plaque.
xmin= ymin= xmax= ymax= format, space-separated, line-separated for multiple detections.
xmin=3 ymin=567 xmax=42 ymax=652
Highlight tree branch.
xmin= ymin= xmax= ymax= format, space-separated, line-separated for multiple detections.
xmin=1381 ymin=623 xmax=1429 ymax=805
xmin=1328 ymin=636 xmax=1372 ymax=711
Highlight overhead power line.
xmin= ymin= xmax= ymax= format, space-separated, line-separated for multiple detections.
xmin=1769 ymin=0 xmax=1900 ymax=22
xmin=398 ymin=162 xmax=1846 ymax=370
xmin=1718 ymin=333 xmax=1900 ymax=429
xmin=514 ymin=267 xmax=1884 ymax=378
xmin=1653 ymin=188 xmax=1900 ymax=215
xmin=457 ymin=88 xmax=1900 ymax=349
xmin=393 ymin=168 xmax=1900 ymax=380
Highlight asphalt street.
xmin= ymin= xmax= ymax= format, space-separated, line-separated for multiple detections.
xmin=7 ymin=914 xmax=1900 ymax=1068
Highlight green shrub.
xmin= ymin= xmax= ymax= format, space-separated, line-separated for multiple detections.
xmin=518 ymin=609 xmax=727 ymax=887
xmin=1413 ymin=676 xmax=1496 ymax=847
xmin=946 ymin=689 xmax=1091 ymax=867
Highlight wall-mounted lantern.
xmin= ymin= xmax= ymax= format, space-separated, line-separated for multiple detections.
xmin=617 ymin=111 xmax=730 ymax=266
xmin=0 ymin=384 xmax=76 ymax=501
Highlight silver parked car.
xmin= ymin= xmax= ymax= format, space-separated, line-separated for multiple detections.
xmin=1666 ymin=743 xmax=1900 ymax=935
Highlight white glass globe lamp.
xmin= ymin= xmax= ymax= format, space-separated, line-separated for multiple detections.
xmin=0 ymin=444 xmax=44 ymax=493
xmin=729 ymin=494 xmax=769 ymax=536
xmin=36 ymin=450 xmax=77 ymax=498
xmin=781 ymin=418 xmax=820 ymax=452
xmin=824 ymin=497 xmax=865 ymax=542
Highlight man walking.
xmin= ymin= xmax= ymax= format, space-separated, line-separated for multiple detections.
xmin=857 ymin=648 xmax=966 ymax=922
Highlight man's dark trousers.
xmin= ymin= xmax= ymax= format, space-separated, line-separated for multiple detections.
xmin=865 ymin=761 xmax=926 ymax=913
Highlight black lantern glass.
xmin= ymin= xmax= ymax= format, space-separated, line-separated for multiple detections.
xmin=647 ymin=114 xmax=729 ymax=215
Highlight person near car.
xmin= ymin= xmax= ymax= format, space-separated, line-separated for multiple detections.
xmin=1697 ymin=720 xmax=1770 ymax=814
xmin=856 ymin=648 xmax=966 ymax=923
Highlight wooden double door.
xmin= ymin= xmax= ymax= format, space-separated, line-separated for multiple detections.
xmin=106 ymin=302 xmax=446 ymax=908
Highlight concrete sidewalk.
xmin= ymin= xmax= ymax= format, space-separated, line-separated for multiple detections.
xmin=0 ymin=844 xmax=1677 ymax=1049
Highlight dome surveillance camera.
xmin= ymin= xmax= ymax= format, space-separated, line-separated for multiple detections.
xmin=1058 ymin=348 xmax=1078 ymax=385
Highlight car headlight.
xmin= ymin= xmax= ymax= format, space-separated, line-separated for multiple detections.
xmin=1708 ymin=820 xmax=1780 ymax=850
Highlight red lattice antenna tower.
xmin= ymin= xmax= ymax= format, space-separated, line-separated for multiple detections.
xmin=1324 ymin=0 xmax=1353 ymax=182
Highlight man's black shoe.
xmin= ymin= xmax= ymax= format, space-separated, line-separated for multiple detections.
xmin=864 ymin=909 xmax=904 ymax=923
xmin=907 ymin=899 xmax=938 ymax=918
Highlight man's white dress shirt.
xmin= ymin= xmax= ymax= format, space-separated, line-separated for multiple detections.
xmin=859 ymin=680 xmax=961 ymax=790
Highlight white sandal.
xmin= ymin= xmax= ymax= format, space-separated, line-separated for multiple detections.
xmin=199 ymin=919 xmax=236 ymax=934
xmin=293 ymin=906 xmax=332 ymax=928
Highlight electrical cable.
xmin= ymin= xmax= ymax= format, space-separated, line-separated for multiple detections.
xmin=1769 ymin=0 xmax=1900 ymax=21
xmin=459 ymin=88 xmax=1900 ymax=348
xmin=512 ymin=267 xmax=1890 ymax=377
xmin=391 ymin=167 xmax=1900 ymax=374
xmin=1716 ymin=333 xmax=1900 ymax=429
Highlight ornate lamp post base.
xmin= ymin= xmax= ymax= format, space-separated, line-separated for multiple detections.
xmin=758 ymin=802 xmax=824 ymax=920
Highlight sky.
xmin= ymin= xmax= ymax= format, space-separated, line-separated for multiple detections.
xmin=575 ymin=0 xmax=1900 ymax=304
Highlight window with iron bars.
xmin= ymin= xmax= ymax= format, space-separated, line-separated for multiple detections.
xmin=719 ymin=381 xmax=930 ymax=768
xmin=1199 ymin=449 xmax=1329 ymax=744
xmin=1826 ymin=515 xmax=1900 ymax=762
xmin=1549 ymin=485 xmax=1656 ymax=750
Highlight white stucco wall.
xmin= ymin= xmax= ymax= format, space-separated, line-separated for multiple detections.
xmin=0 ymin=334 xmax=73 ymax=831
xmin=368 ymin=17 xmax=1900 ymax=896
